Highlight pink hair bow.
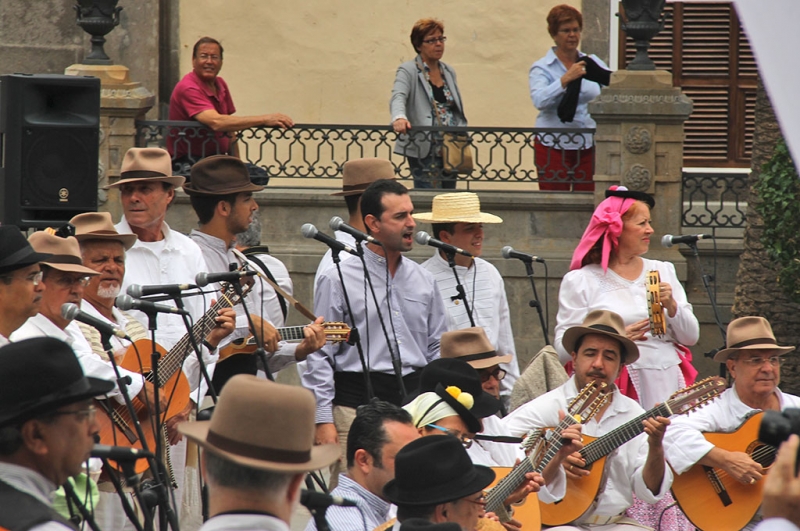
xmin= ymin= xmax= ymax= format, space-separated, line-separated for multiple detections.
xmin=569 ymin=196 xmax=636 ymax=271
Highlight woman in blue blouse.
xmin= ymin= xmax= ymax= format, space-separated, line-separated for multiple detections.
xmin=390 ymin=18 xmax=467 ymax=189
xmin=530 ymin=5 xmax=610 ymax=192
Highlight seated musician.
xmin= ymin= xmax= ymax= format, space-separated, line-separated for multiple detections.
xmin=382 ymin=435 xmax=497 ymax=531
xmin=504 ymin=310 xmax=672 ymax=530
xmin=664 ymin=316 xmax=800 ymax=529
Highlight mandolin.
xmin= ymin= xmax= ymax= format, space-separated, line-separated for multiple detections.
xmin=540 ymin=377 xmax=726 ymax=526
xmin=218 ymin=322 xmax=351 ymax=362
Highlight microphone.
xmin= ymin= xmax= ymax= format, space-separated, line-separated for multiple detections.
xmin=115 ymin=294 xmax=189 ymax=316
xmin=301 ymin=224 xmax=360 ymax=257
xmin=414 ymin=231 xmax=473 ymax=258
xmin=195 ymin=270 xmax=257 ymax=287
xmin=300 ymin=489 xmax=358 ymax=509
xmin=329 ymin=216 xmax=381 ymax=245
xmin=661 ymin=234 xmax=713 ymax=248
xmin=501 ymin=246 xmax=545 ymax=264
xmin=61 ymin=303 xmax=130 ymax=340
xmin=91 ymin=444 xmax=153 ymax=461
xmin=127 ymin=283 xmax=197 ymax=298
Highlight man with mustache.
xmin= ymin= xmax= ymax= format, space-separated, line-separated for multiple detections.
xmin=504 ymin=310 xmax=672 ymax=530
xmin=304 ymin=178 xmax=448 ymax=483
xmin=0 ymin=226 xmax=51 ymax=346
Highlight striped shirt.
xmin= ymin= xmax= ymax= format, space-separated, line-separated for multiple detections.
xmin=303 ymin=474 xmax=391 ymax=531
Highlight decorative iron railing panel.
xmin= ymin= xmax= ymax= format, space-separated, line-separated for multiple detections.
xmin=681 ymin=172 xmax=749 ymax=230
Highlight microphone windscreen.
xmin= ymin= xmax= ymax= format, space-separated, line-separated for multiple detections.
xmin=115 ymin=294 xmax=134 ymax=311
xmin=414 ymin=231 xmax=430 ymax=245
xmin=127 ymin=284 xmax=144 ymax=298
xmin=329 ymin=216 xmax=344 ymax=231
xmin=501 ymin=246 xmax=513 ymax=259
xmin=301 ymin=224 xmax=317 ymax=239
xmin=61 ymin=303 xmax=79 ymax=320
xmin=660 ymin=235 xmax=674 ymax=248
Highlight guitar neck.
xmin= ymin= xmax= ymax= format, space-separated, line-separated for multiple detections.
xmin=155 ymin=289 xmax=237 ymax=387
xmin=277 ymin=325 xmax=308 ymax=342
xmin=580 ymin=402 xmax=670 ymax=465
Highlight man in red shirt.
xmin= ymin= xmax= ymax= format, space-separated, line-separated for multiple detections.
xmin=168 ymin=36 xmax=293 ymax=162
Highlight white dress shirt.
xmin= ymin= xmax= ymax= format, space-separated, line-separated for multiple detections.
xmin=313 ymin=230 xmax=358 ymax=295
xmin=468 ymin=414 xmax=523 ymax=467
xmin=421 ymin=252 xmax=520 ymax=400
xmin=504 ymin=376 xmax=673 ymax=517
xmin=0 ymin=334 xmax=9 ymax=347
xmin=199 ymin=512 xmax=289 ymax=531
xmin=304 ymin=474 xmax=391 ymax=531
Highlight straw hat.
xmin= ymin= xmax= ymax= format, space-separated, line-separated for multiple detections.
xmin=0 ymin=225 xmax=53 ymax=275
xmin=28 ymin=233 xmax=99 ymax=276
xmin=561 ymin=310 xmax=639 ymax=365
xmin=179 ymin=375 xmax=340 ymax=472
xmin=413 ymin=193 xmax=503 ymax=224
xmin=0 ymin=337 xmax=114 ymax=428
xmin=70 ymin=212 xmax=137 ymax=250
xmin=105 ymin=148 xmax=186 ymax=189
xmin=183 ymin=155 xmax=264 ymax=196
xmin=714 ymin=316 xmax=795 ymax=362
xmin=333 ymin=158 xmax=396 ymax=196
xmin=440 ymin=327 xmax=513 ymax=369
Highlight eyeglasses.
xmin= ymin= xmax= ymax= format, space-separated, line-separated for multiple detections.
xmin=558 ymin=27 xmax=582 ymax=35
xmin=0 ymin=270 xmax=44 ymax=286
xmin=463 ymin=493 xmax=487 ymax=507
xmin=48 ymin=405 xmax=97 ymax=423
xmin=426 ymin=424 xmax=473 ymax=449
xmin=422 ymin=36 xmax=447 ymax=45
xmin=736 ymin=356 xmax=785 ymax=368
xmin=197 ymin=54 xmax=221 ymax=61
xmin=50 ymin=274 xmax=92 ymax=289
xmin=480 ymin=367 xmax=507 ymax=383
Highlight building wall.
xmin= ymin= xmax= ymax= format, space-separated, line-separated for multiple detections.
xmin=176 ymin=0 xmax=591 ymax=127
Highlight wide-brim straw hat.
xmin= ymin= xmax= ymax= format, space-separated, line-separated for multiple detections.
xmin=562 ymin=310 xmax=639 ymax=365
xmin=179 ymin=375 xmax=340 ymax=472
xmin=183 ymin=155 xmax=264 ymax=195
xmin=714 ymin=316 xmax=795 ymax=362
xmin=413 ymin=192 xmax=503 ymax=224
xmin=70 ymin=212 xmax=137 ymax=250
xmin=105 ymin=148 xmax=186 ymax=190
xmin=383 ymin=435 xmax=495 ymax=506
xmin=0 ymin=225 xmax=53 ymax=275
xmin=0 ymin=337 xmax=114 ymax=428
xmin=28 ymin=233 xmax=100 ymax=276
xmin=440 ymin=326 xmax=513 ymax=369
xmin=332 ymin=158 xmax=396 ymax=196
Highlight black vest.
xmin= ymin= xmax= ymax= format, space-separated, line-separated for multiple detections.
xmin=0 ymin=478 xmax=78 ymax=531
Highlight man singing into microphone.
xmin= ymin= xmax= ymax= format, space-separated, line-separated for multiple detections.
xmin=414 ymin=192 xmax=520 ymax=410
xmin=184 ymin=154 xmax=326 ymax=389
xmin=304 ymin=179 xmax=447 ymax=484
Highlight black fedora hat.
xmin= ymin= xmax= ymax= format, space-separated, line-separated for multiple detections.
xmin=0 ymin=338 xmax=114 ymax=428
xmin=0 ymin=225 xmax=53 ymax=275
xmin=604 ymin=185 xmax=655 ymax=209
xmin=418 ymin=358 xmax=501 ymax=421
xmin=383 ymin=436 xmax=495 ymax=506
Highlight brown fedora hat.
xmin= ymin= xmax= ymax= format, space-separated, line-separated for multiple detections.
xmin=413 ymin=193 xmax=503 ymax=224
xmin=714 ymin=316 xmax=795 ymax=362
xmin=70 ymin=212 xmax=137 ymax=251
xmin=332 ymin=158 xmax=396 ymax=196
xmin=179 ymin=375 xmax=340 ymax=472
xmin=106 ymin=148 xmax=186 ymax=189
xmin=440 ymin=327 xmax=512 ymax=369
xmin=28 ymin=233 xmax=100 ymax=276
xmin=561 ymin=310 xmax=639 ymax=365
xmin=183 ymin=155 xmax=264 ymax=196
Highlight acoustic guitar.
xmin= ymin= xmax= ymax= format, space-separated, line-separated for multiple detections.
xmin=671 ymin=412 xmax=776 ymax=531
xmin=485 ymin=381 xmax=611 ymax=531
xmin=218 ymin=322 xmax=351 ymax=362
xmin=539 ymin=377 xmax=726 ymax=526
xmin=95 ymin=283 xmax=248 ymax=473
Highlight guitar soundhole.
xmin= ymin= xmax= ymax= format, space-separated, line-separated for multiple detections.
xmin=747 ymin=442 xmax=777 ymax=469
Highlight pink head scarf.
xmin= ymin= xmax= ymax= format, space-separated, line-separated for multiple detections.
xmin=569 ymin=193 xmax=637 ymax=271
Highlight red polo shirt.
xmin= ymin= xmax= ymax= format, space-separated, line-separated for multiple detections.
xmin=168 ymin=71 xmax=237 ymax=159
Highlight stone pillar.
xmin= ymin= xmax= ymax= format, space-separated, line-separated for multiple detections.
xmin=65 ymin=64 xmax=155 ymax=220
xmin=588 ymin=70 xmax=693 ymax=241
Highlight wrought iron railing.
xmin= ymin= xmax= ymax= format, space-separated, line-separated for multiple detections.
xmin=135 ymin=121 xmax=596 ymax=190
xmin=681 ymin=172 xmax=749 ymax=232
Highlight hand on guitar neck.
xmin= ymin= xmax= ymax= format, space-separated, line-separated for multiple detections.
xmin=504 ymin=463 xmax=544 ymax=505
xmin=243 ymin=315 xmax=327 ymax=358
xmin=541 ymin=414 xmax=584 ymax=485
xmin=204 ymin=305 xmax=237 ymax=350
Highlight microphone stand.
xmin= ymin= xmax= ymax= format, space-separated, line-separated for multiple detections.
xmin=358 ymin=241 xmax=407 ymax=402
xmin=687 ymin=242 xmax=728 ymax=377
xmin=62 ymin=480 xmax=102 ymax=531
xmin=172 ymin=295 xmax=218 ymax=405
xmin=227 ymin=267 xmax=274 ymax=382
xmin=97 ymin=330 xmax=179 ymax=531
xmin=98 ymin=458 xmax=147 ymax=531
xmin=523 ymin=260 xmax=550 ymax=346
xmin=443 ymin=250 xmax=475 ymax=327
xmin=308 ymin=505 xmax=332 ymax=531
xmin=331 ymin=247 xmax=373 ymax=400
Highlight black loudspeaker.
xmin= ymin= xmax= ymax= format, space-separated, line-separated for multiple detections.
xmin=0 ymin=74 xmax=100 ymax=229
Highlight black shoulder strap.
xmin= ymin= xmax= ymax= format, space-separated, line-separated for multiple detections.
xmin=242 ymin=248 xmax=288 ymax=321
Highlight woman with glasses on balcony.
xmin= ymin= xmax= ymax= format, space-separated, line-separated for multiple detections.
xmin=530 ymin=4 xmax=611 ymax=191
xmin=391 ymin=18 xmax=467 ymax=189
